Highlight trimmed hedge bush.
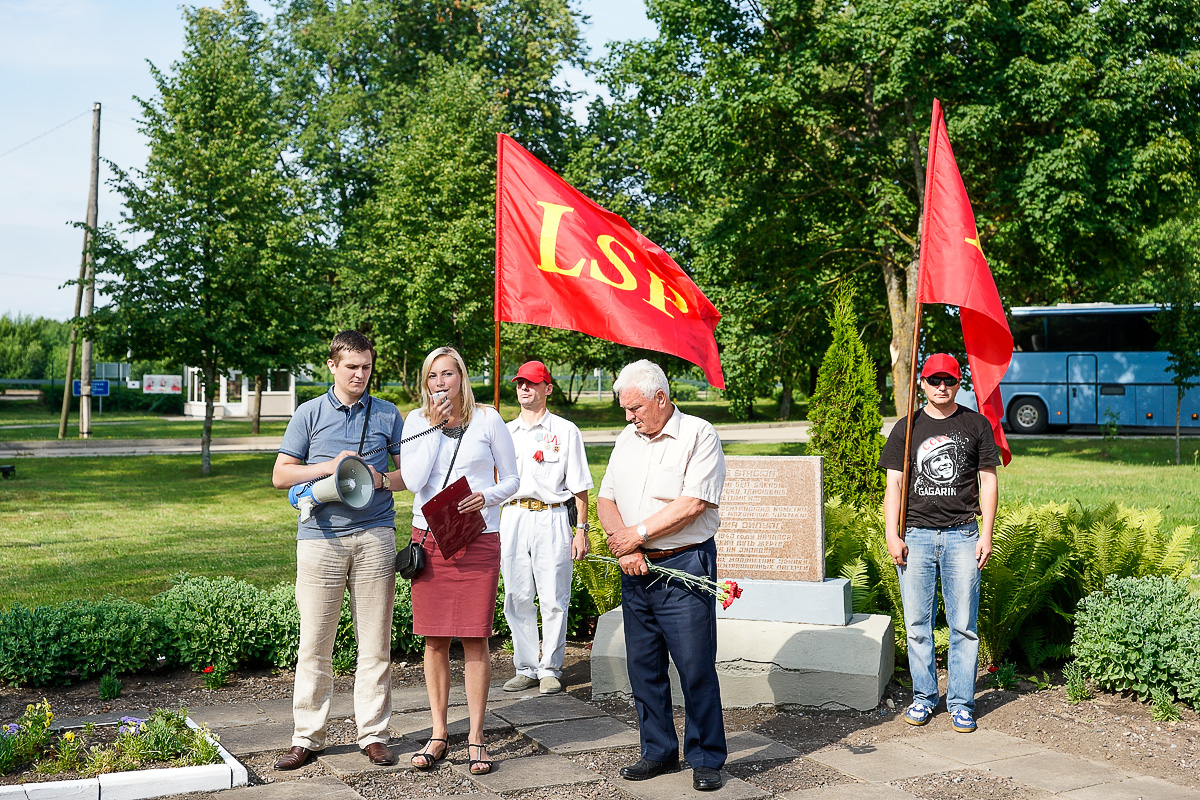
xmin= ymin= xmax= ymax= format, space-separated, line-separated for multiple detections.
xmin=0 ymin=599 xmax=167 ymax=686
xmin=1072 ymin=575 xmax=1200 ymax=707
xmin=0 ymin=569 xmax=545 ymax=687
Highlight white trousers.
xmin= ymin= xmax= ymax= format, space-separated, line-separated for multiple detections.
xmin=293 ymin=526 xmax=396 ymax=750
xmin=499 ymin=504 xmax=574 ymax=679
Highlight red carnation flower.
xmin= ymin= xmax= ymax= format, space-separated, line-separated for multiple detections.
xmin=203 ymin=666 xmax=215 ymax=674
xmin=720 ymin=580 xmax=742 ymax=610
xmin=533 ymin=450 xmax=544 ymax=462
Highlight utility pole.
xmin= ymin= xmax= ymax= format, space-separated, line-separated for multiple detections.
xmin=59 ymin=103 xmax=102 ymax=440
xmin=78 ymin=102 xmax=101 ymax=439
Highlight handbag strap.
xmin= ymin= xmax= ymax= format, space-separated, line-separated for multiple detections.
xmin=440 ymin=424 xmax=467 ymax=490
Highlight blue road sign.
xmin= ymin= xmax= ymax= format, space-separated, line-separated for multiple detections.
xmin=72 ymin=380 xmax=110 ymax=397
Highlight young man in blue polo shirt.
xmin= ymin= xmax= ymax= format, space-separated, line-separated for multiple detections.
xmin=271 ymin=331 xmax=405 ymax=770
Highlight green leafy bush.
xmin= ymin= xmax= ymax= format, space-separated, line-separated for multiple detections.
xmin=65 ymin=598 xmax=168 ymax=679
xmin=0 ymin=604 xmax=80 ymax=686
xmin=392 ymin=580 xmax=423 ymax=655
xmin=294 ymin=384 xmax=328 ymax=404
xmin=1072 ymin=575 xmax=1200 ymax=707
xmin=152 ymin=573 xmax=269 ymax=671
xmin=260 ymin=582 xmax=302 ymax=669
xmin=670 ymin=382 xmax=698 ymax=401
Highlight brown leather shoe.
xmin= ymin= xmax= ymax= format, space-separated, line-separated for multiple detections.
xmin=362 ymin=742 xmax=396 ymax=766
xmin=274 ymin=746 xmax=317 ymax=770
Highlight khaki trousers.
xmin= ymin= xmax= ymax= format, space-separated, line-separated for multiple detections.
xmin=292 ymin=526 xmax=396 ymax=750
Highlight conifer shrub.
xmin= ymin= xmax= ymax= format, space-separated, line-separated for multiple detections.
xmin=806 ymin=286 xmax=885 ymax=507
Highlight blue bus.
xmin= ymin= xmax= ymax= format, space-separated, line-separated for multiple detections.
xmin=1000 ymin=303 xmax=1200 ymax=434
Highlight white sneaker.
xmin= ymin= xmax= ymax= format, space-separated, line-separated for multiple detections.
xmin=504 ymin=675 xmax=538 ymax=692
xmin=539 ymin=675 xmax=563 ymax=694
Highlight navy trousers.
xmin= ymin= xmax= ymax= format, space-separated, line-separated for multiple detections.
xmin=620 ymin=537 xmax=726 ymax=769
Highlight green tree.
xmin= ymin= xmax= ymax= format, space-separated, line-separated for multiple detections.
xmin=597 ymin=0 xmax=1200 ymax=415
xmin=807 ymin=286 xmax=886 ymax=507
xmin=0 ymin=315 xmax=71 ymax=383
xmin=1144 ymin=217 xmax=1200 ymax=465
xmin=88 ymin=0 xmax=324 ymax=473
xmin=272 ymin=0 xmax=585 ymax=380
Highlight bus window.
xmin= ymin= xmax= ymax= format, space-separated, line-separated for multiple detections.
xmin=1109 ymin=314 xmax=1160 ymax=351
xmin=1047 ymin=314 xmax=1102 ymax=351
xmin=1012 ymin=315 xmax=1046 ymax=351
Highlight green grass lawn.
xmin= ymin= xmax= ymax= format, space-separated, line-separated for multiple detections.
xmin=1 ymin=436 xmax=1196 ymax=609
xmin=0 ymin=395 xmax=799 ymax=441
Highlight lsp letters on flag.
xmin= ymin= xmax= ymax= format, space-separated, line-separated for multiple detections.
xmin=494 ymin=133 xmax=725 ymax=388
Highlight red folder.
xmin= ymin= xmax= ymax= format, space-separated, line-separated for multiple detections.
xmin=420 ymin=476 xmax=485 ymax=560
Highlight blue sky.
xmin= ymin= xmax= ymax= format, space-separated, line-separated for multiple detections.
xmin=0 ymin=0 xmax=656 ymax=322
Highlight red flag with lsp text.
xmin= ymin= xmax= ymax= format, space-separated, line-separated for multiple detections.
xmin=916 ymin=100 xmax=1012 ymax=465
xmin=494 ymin=134 xmax=725 ymax=387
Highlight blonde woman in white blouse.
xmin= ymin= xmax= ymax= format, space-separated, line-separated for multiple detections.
xmin=400 ymin=346 xmax=518 ymax=775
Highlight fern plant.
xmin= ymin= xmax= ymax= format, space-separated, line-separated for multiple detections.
xmin=573 ymin=503 xmax=622 ymax=615
xmin=976 ymin=504 xmax=1073 ymax=665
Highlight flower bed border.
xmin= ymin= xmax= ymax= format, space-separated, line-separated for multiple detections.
xmin=0 ymin=718 xmax=247 ymax=800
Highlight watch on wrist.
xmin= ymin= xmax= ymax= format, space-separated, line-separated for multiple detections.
xmin=636 ymin=523 xmax=649 ymax=543
xmin=575 ymin=523 xmax=589 ymax=533
xmin=380 ymin=472 xmax=391 ymax=491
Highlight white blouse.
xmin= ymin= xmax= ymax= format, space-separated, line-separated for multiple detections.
xmin=401 ymin=405 xmax=519 ymax=533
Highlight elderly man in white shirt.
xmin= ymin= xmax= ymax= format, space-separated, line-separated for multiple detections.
xmin=597 ymin=359 xmax=727 ymax=793
xmin=499 ymin=361 xmax=592 ymax=695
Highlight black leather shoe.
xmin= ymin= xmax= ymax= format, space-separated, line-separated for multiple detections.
xmin=619 ymin=757 xmax=679 ymax=781
xmin=693 ymin=766 xmax=722 ymax=791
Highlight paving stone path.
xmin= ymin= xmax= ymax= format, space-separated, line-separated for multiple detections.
xmin=70 ymin=684 xmax=1200 ymax=800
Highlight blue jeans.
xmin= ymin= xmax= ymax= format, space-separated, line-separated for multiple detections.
xmin=896 ymin=523 xmax=981 ymax=715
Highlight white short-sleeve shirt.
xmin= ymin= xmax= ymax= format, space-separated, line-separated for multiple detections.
xmin=599 ymin=406 xmax=725 ymax=549
xmin=507 ymin=410 xmax=593 ymax=504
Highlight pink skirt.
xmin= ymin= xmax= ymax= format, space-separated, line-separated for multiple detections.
xmin=410 ymin=526 xmax=500 ymax=638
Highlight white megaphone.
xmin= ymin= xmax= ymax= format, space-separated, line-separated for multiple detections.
xmin=288 ymin=455 xmax=375 ymax=523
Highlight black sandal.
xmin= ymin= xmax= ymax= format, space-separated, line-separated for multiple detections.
xmin=411 ymin=737 xmax=447 ymax=771
xmin=468 ymin=742 xmax=493 ymax=775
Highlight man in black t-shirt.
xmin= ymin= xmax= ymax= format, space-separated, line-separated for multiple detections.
xmin=879 ymin=353 xmax=1000 ymax=734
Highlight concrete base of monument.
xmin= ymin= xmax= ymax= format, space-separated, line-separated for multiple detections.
xmin=717 ymin=578 xmax=852 ymax=626
xmin=591 ymin=609 xmax=894 ymax=711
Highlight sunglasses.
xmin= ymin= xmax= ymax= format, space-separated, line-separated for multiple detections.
xmin=923 ymin=376 xmax=959 ymax=387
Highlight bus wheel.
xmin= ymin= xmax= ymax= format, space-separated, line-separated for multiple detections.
xmin=1009 ymin=397 xmax=1048 ymax=435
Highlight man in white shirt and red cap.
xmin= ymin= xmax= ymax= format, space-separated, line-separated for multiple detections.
xmin=500 ymin=361 xmax=592 ymax=695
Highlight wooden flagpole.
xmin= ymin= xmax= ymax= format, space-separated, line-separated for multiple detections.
xmin=493 ymin=134 xmax=503 ymax=411
xmin=898 ymin=98 xmax=942 ymax=537
xmin=897 ymin=302 xmax=924 ymax=535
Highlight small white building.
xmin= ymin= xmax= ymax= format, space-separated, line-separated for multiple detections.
xmin=184 ymin=369 xmax=296 ymax=418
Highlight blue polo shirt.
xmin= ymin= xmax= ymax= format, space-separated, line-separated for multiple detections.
xmin=280 ymin=387 xmax=405 ymax=540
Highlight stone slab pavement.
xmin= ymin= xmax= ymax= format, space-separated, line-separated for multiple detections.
xmin=52 ymin=685 xmax=1200 ymax=800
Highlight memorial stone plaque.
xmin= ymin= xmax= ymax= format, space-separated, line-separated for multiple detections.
xmin=715 ymin=455 xmax=824 ymax=582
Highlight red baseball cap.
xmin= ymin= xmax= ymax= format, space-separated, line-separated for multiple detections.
xmin=511 ymin=360 xmax=553 ymax=385
xmin=920 ymin=353 xmax=961 ymax=380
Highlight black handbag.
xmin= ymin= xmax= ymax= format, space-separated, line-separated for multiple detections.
xmin=396 ymin=530 xmax=428 ymax=580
